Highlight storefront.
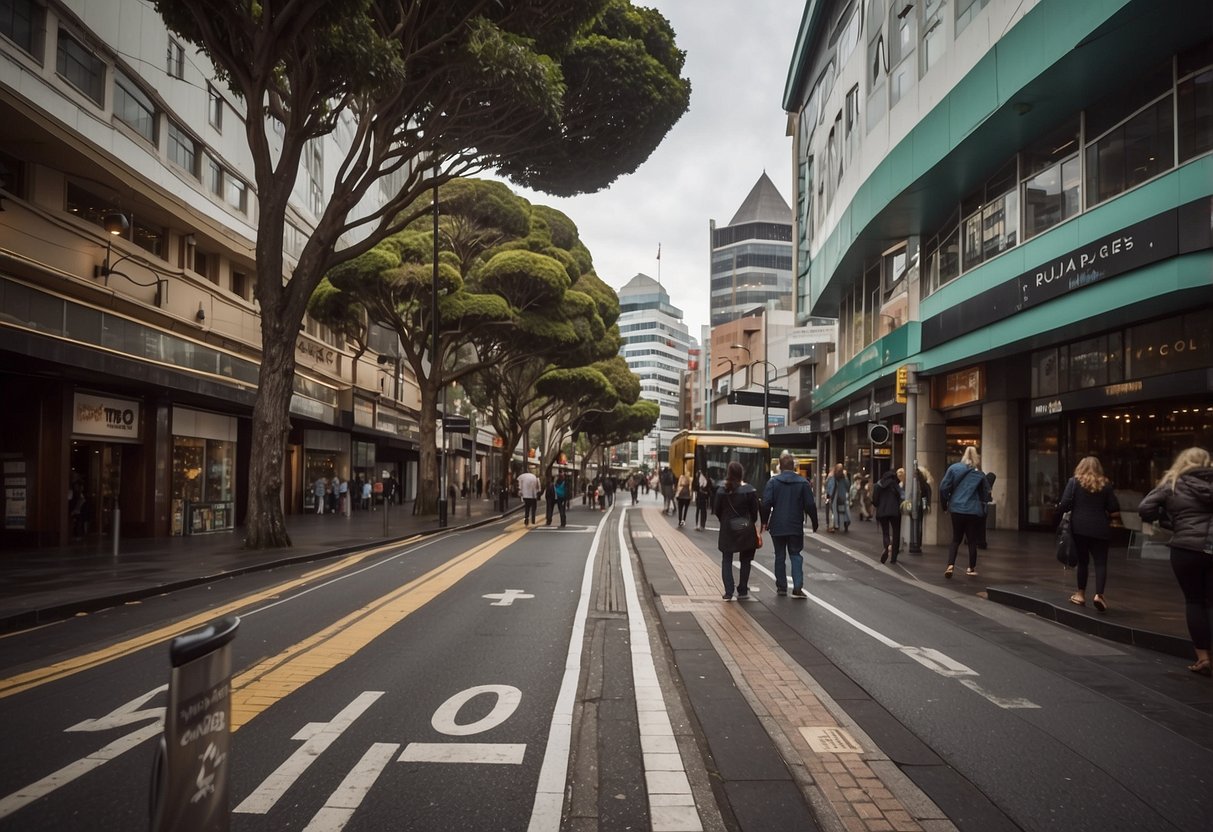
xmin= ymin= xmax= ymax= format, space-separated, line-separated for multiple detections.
xmin=302 ymin=429 xmax=350 ymax=513
xmin=69 ymin=391 xmax=147 ymax=541
xmin=934 ymin=365 xmax=986 ymax=465
xmin=171 ymin=407 xmax=237 ymax=535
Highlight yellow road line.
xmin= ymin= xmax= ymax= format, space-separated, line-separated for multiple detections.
xmin=0 ymin=535 xmax=424 ymax=699
xmin=230 ymin=528 xmax=525 ymax=730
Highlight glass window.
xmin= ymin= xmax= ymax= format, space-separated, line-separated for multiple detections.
xmin=888 ymin=3 xmax=917 ymax=106
xmin=844 ymin=85 xmax=860 ymax=166
xmin=166 ymin=38 xmax=183 ymax=79
xmin=167 ymin=121 xmax=198 ymax=176
xmin=981 ymin=190 xmax=1018 ymax=260
xmin=1086 ymin=61 xmax=1171 ymax=139
xmin=1178 ymin=68 xmax=1213 ymax=162
xmin=955 ymin=0 xmax=990 ymax=37
xmin=837 ymin=3 xmax=860 ymax=62
xmin=1 ymin=0 xmax=43 ymax=57
xmin=225 ymin=176 xmax=248 ymax=213
xmin=205 ymin=155 xmax=223 ymax=196
xmin=56 ymin=30 xmax=105 ymax=105
xmin=882 ymin=246 xmax=907 ymax=301
xmin=1127 ymin=313 xmax=1212 ymax=378
xmin=921 ymin=0 xmax=945 ymax=75
xmin=113 ymin=68 xmax=157 ymax=144
xmin=1031 ymin=348 xmax=1059 ymax=398
xmin=1068 ymin=336 xmax=1109 ymax=389
xmin=1085 ymin=96 xmax=1174 ymax=208
xmin=868 ymin=31 xmax=885 ymax=93
xmin=1023 ymin=156 xmax=1080 ymax=239
xmin=207 ymin=84 xmax=223 ymax=131
xmin=938 ymin=225 xmax=960 ymax=286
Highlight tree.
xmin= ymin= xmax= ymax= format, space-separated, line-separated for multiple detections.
xmin=575 ymin=400 xmax=661 ymax=481
xmin=155 ymin=0 xmax=691 ymax=547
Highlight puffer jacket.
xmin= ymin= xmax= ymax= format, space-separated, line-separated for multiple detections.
xmin=872 ymin=471 xmax=904 ymax=519
xmin=1139 ymin=467 xmax=1213 ymax=553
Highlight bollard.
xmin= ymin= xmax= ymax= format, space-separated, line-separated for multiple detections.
xmin=150 ymin=615 xmax=239 ymax=832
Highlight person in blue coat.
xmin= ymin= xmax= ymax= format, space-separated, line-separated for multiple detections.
xmin=761 ymin=451 xmax=820 ymax=597
xmin=938 ymin=446 xmax=992 ymax=578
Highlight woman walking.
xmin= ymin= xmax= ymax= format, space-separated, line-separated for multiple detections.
xmin=713 ymin=461 xmax=760 ymax=601
xmin=938 ymin=447 xmax=992 ymax=578
xmin=825 ymin=464 xmax=851 ymax=532
xmin=1139 ymin=447 xmax=1213 ymax=676
xmin=1056 ymin=457 xmax=1121 ymax=611
xmin=675 ymin=471 xmax=693 ymax=527
xmin=872 ymin=467 xmax=905 ymax=564
xmin=694 ymin=469 xmax=714 ymax=531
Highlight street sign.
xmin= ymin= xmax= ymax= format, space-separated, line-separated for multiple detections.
xmin=896 ymin=366 xmax=909 ymax=404
xmin=727 ymin=390 xmax=791 ymax=408
xmin=868 ymin=423 xmax=891 ymax=445
xmin=442 ymin=415 xmax=471 ymax=433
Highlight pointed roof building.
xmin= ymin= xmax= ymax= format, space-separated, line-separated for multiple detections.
xmin=709 ymin=173 xmax=794 ymax=327
xmin=728 ymin=171 xmax=792 ymax=226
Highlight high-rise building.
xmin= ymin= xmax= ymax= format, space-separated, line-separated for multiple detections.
xmin=709 ymin=172 xmax=794 ymax=327
xmin=785 ymin=0 xmax=1212 ymax=541
xmin=616 ymin=274 xmax=693 ymax=467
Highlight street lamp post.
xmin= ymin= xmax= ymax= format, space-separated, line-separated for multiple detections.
xmin=749 ymin=360 xmax=778 ymax=447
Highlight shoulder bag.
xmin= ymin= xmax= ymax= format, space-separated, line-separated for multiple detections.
xmin=1055 ymin=511 xmax=1076 ymax=567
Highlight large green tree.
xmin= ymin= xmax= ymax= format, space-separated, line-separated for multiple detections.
xmin=155 ymin=0 xmax=690 ymax=546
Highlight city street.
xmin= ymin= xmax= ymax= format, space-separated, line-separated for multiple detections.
xmin=2 ymin=498 xmax=1211 ymax=831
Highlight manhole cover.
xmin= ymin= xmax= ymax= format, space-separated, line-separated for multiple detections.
xmin=799 ymin=726 xmax=864 ymax=754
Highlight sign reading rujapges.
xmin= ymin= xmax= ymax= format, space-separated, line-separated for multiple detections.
xmin=73 ymin=393 xmax=140 ymax=440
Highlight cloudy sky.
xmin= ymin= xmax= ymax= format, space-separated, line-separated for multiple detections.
xmin=503 ymin=0 xmax=805 ymax=339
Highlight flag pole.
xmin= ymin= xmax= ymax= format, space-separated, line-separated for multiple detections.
xmin=657 ymin=242 xmax=661 ymax=286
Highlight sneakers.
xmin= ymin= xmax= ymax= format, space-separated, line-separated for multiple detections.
xmin=777 ymin=588 xmax=788 ymax=597
xmin=736 ymin=590 xmax=749 ymax=599
xmin=790 ymin=588 xmax=808 ymax=598
xmin=944 ymin=565 xmax=954 ymax=579
xmin=965 ymin=568 xmax=978 ymax=576
xmin=721 ymin=592 xmax=733 ymax=600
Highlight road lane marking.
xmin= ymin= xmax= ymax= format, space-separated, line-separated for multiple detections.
xmin=618 ymin=514 xmax=704 ymax=831
xmin=229 ymin=529 xmax=525 ymax=730
xmin=748 ymin=560 xmax=1040 ymax=709
xmin=398 ymin=743 xmax=526 ymax=764
xmin=0 ymin=535 xmax=425 ymax=699
xmin=303 ymin=742 xmax=400 ymax=832
xmin=430 ymin=685 xmax=521 ymax=736
xmin=483 ymin=589 xmax=534 ymax=606
xmin=527 ymin=510 xmax=611 ymax=832
xmin=234 ymin=691 xmax=384 ymax=815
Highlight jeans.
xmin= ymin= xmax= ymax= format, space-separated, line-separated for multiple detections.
xmin=770 ymin=534 xmax=804 ymax=591
xmin=523 ymin=497 xmax=537 ymax=524
xmin=545 ymin=498 xmax=556 ymax=524
xmin=721 ymin=549 xmax=755 ymax=596
xmin=878 ymin=516 xmax=902 ymax=560
xmin=1171 ymin=546 xmax=1213 ymax=650
xmin=947 ymin=513 xmax=982 ymax=568
xmin=677 ymin=498 xmax=691 ymax=524
xmin=1073 ymin=533 xmax=1109 ymax=595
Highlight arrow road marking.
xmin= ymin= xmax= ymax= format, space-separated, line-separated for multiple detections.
xmin=303 ymin=743 xmax=400 ymax=832
xmin=483 ymin=589 xmax=534 ymax=607
xmin=234 ymin=691 xmax=384 ymax=815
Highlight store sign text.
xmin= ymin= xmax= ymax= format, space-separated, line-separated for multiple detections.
xmin=73 ymin=393 xmax=140 ymax=439
xmin=297 ymin=339 xmax=335 ymax=365
xmin=1032 ymin=236 xmax=1134 ymax=289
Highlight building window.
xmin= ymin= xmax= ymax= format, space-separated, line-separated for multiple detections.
xmin=65 ymin=182 xmax=164 ymax=258
xmin=1084 ymin=96 xmax=1174 ymax=209
xmin=305 ymin=140 xmax=324 ymax=217
xmin=56 ymin=29 xmax=104 ymax=105
xmin=207 ymin=84 xmax=223 ymax=131
xmin=960 ymin=158 xmax=1018 ymax=271
xmin=955 ymin=0 xmax=991 ymax=37
xmin=166 ymin=38 xmax=183 ymax=79
xmin=844 ymin=85 xmax=860 ymax=167
xmin=225 ymin=176 xmax=248 ymax=213
xmin=921 ymin=0 xmax=945 ymax=75
xmin=113 ymin=68 xmax=158 ymax=144
xmin=1021 ymin=117 xmax=1080 ymax=239
xmin=205 ymin=155 xmax=223 ymax=196
xmin=1178 ymin=41 xmax=1213 ymax=163
xmin=888 ymin=2 xmax=917 ymax=107
xmin=1 ymin=0 xmax=43 ymax=58
xmin=167 ymin=121 xmax=198 ymax=176
xmin=231 ymin=270 xmax=249 ymax=301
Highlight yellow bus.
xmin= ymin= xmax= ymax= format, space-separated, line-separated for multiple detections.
xmin=668 ymin=430 xmax=771 ymax=491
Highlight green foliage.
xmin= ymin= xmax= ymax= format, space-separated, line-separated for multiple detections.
xmin=477 ymin=250 xmax=571 ymax=311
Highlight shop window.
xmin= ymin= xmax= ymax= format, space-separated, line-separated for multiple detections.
xmin=167 ymin=121 xmax=198 ymax=177
xmin=1085 ymin=95 xmax=1174 ymax=208
xmin=1 ymin=0 xmax=44 ymax=59
xmin=1127 ymin=313 xmax=1212 ymax=378
xmin=56 ymin=29 xmax=104 ymax=105
xmin=1031 ymin=348 xmax=1059 ymax=397
xmin=114 ymin=68 xmax=158 ymax=144
xmin=1025 ymin=422 xmax=1060 ymax=527
xmin=1068 ymin=335 xmax=1111 ymax=390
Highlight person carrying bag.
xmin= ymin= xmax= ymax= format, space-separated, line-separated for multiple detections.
xmin=1056 ymin=456 xmax=1120 ymax=611
xmin=713 ymin=461 xmax=760 ymax=601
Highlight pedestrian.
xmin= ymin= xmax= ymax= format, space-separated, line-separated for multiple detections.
xmin=1138 ymin=447 xmax=1213 ymax=676
xmin=761 ymin=451 xmax=819 ymax=597
xmin=338 ymin=476 xmax=350 ymax=516
xmin=694 ymin=467 xmax=714 ymax=532
xmin=1056 ymin=456 xmax=1121 ymax=612
xmin=544 ymin=476 xmax=557 ymax=526
xmin=629 ymin=473 xmax=640 ymax=505
xmin=938 ymin=446 xmax=992 ymax=578
xmin=361 ymin=477 xmax=372 ymax=511
xmin=554 ymin=472 xmax=568 ymax=527
xmin=660 ymin=467 xmax=675 ymax=514
xmin=596 ymin=478 xmax=607 ymax=512
xmin=517 ymin=469 xmax=540 ymax=525
xmin=475 ymin=475 xmax=483 ymax=499
xmin=675 ymin=471 xmax=692 ymax=527
xmin=825 ymin=464 xmax=851 ymax=532
xmin=714 ymin=460 xmax=760 ymax=601
xmin=313 ymin=476 xmax=327 ymax=514
xmin=855 ymin=471 xmax=873 ymax=522
xmin=872 ymin=466 xmax=905 ymax=564
xmin=975 ymin=470 xmax=996 ymax=548
xmin=605 ymin=475 xmax=617 ymax=507
xmin=913 ymin=466 xmax=932 ymax=545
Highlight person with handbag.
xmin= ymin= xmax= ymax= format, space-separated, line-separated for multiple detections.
xmin=675 ymin=472 xmax=693 ymax=527
xmin=825 ymin=464 xmax=851 ymax=532
xmin=713 ymin=460 xmax=761 ymax=600
xmin=1138 ymin=447 xmax=1213 ymax=676
xmin=938 ymin=446 xmax=992 ymax=578
xmin=761 ymin=451 xmax=819 ymax=597
xmin=694 ymin=469 xmax=714 ymax=531
xmin=1056 ymin=456 xmax=1121 ymax=611
xmin=872 ymin=467 xmax=905 ymax=564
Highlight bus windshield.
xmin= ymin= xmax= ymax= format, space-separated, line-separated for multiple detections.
xmin=697 ymin=444 xmax=768 ymax=491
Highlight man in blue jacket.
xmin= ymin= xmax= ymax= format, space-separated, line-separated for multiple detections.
xmin=761 ymin=451 xmax=820 ymax=598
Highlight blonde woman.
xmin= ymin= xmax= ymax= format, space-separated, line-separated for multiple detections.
xmin=938 ymin=447 xmax=991 ymax=578
xmin=1139 ymin=447 xmax=1213 ymax=676
xmin=1056 ymin=457 xmax=1121 ymax=611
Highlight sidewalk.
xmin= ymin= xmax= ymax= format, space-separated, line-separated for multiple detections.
xmin=0 ymin=497 xmax=515 ymax=631
xmin=825 ymin=515 xmax=1192 ymax=658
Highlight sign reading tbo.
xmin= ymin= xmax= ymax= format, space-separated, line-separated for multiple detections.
xmin=73 ymin=393 xmax=140 ymax=440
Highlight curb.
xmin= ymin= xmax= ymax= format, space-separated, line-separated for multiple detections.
xmin=0 ymin=508 xmax=520 ymax=633
xmin=985 ymin=585 xmax=1191 ymax=659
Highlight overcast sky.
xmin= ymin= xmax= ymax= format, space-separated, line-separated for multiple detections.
xmin=502 ymin=0 xmax=804 ymax=339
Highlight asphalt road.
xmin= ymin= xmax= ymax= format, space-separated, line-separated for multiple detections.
xmin=0 ymin=516 xmax=616 ymax=831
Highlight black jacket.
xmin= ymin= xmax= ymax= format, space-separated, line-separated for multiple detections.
xmin=713 ymin=483 xmax=760 ymax=554
xmin=872 ymin=471 xmax=904 ymax=519
xmin=1056 ymin=478 xmax=1119 ymax=540
xmin=1139 ymin=467 xmax=1213 ymax=553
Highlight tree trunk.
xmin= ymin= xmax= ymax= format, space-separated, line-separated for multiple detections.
xmin=416 ymin=379 xmax=439 ymax=515
xmin=244 ymin=313 xmax=295 ymax=549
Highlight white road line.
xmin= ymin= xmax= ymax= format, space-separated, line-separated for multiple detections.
xmin=234 ymin=691 xmax=384 ymax=814
xmin=526 ymin=509 xmax=611 ymax=832
xmin=399 ymin=743 xmax=526 ymax=765
xmin=0 ymin=720 xmax=163 ymax=819
xmin=620 ymin=515 xmax=704 ymax=832
xmin=303 ymin=742 xmax=400 ymax=832
xmin=748 ymin=560 xmax=1039 ymax=709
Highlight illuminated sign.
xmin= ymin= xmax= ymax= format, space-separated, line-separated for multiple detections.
xmin=73 ymin=393 xmax=140 ymax=440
